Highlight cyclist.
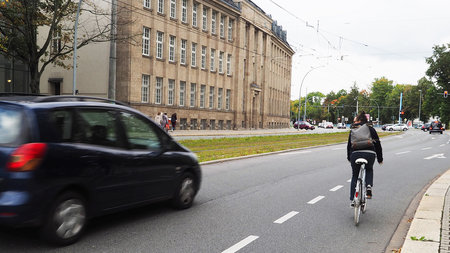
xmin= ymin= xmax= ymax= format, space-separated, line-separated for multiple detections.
xmin=347 ymin=111 xmax=383 ymax=207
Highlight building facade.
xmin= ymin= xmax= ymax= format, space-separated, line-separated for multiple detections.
xmin=116 ymin=0 xmax=294 ymax=129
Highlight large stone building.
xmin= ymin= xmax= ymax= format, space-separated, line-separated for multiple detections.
xmin=116 ymin=0 xmax=294 ymax=129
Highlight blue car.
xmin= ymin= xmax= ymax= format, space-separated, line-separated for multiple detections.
xmin=0 ymin=95 xmax=201 ymax=245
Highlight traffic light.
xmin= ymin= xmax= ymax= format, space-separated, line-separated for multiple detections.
xmin=445 ymin=91 xmax=448 ymax=98
xmin=401 ymin=111 xmax=404 ymax=115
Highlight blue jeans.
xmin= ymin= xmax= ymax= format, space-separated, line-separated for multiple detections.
xmin=349 ymin=152 xmax=375 ymax=200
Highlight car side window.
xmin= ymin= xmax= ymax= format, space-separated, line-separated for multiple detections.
xmin=119 ymin=112 xmax=162 ymax=151
xmin=50 ymin=109 xmax=74 ymax=142
xmin=75 ymin=109 xmax=122 ymax=148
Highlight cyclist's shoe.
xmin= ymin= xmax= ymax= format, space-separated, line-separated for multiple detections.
xmin=366 ymin=185 xmax=372 ymax=199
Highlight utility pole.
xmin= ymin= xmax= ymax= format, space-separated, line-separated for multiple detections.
xmin=418 ymin=90 xmax=422 ymax=123
xmin=72 ymin=0 xmax=83 ymax=95
xmin=303 ymin=88 xmax=307 ymax=121
xmin=108 ymin=0 xmax=117 ymax=100
xmin=398 ymin=92 xmax=403 ymax=123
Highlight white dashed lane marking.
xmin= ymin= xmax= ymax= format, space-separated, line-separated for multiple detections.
xmin=421 ymin=147 xmax=432 ymax=150
xmin=396 ymin=151 xmax=411 ymax=155
xmin=347 ymin=179 xmax=351 ymax=183
xmin=332 ymin=147 xmax=346 ymax=150
xmin=274 ymin=211 xmax=299 ymax=224
xmin=440 ymin=144 xmax=445 ymax=147
xmin=307 ymin=196 xmax=325 ymax=204
xmin=222 ymin=236 xmax=259 ymax=253
xmin=329 ymin=185 xmax=343 ymax=192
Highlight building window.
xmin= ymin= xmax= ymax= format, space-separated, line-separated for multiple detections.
xmin=51 ymin=29 xmax=62 ymax=55
xmin=141 ymin=74 xmax=150 ymax=103
xmin=202 ymin=6 xmax=207 ymax=31
xmin=220 ymin=15 xmax=225 ymax=38
xmin=209 ymin=86 xmax=214 ymax=109
xmin=143 ymin=0 xmax=151 ymax=9
xmin=157 ymin=0 xmax=164 ymax=14
xmin=180 ymin=39 xmax=187 ymax=65
xmin=228 ymin=19 xmax=233 ymax=41
xmin=156 ymin=31 xmax=164 ymax=59
xmin=218 ymin=51 xmax=224 ymax=73
xmin=192 ymin=2 xmax=198 ymax=27
xmin=201 ymin=46 xmax=206 ymax=69
xmin=200 ymin=84 xmax=205 ymax=108
xmin=155 ymin=77 xmax=162 ymax=104
xmin=179 ymin=81 xmax=186 ymax=106
xmin=211 ymin=11 xmax=217 ymax=34
xmin=170 ymin=0 xmax=176 ymax=19
xmin=226 ymin=89 xmax=231 ymax=110
xmin=142 ymin=27 xmax=150 ymax=56
xmin=218 ymin=88 xmax=223 ymax=110
xmin=181 ymin=0 xmax=187 ymax=23
xmin=210 ymin=48 xmax=215 ymax=71
xmin=190 ymin=83 xmax=196 ymax=107
xmin=169 ymin=35 xmax=176 ymax=62
xmin=191 ymin=43 xmax=197 ymax=67
xmin=227 ymin=54 xmax=232 ymax=75
xmin=168 ymin=79 xmax=175 ymax=105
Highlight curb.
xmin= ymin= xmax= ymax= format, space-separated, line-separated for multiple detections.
xmin=401 ymin=168 xmax=450 ymax=253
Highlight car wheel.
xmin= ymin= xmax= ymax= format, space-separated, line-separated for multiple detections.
xmin=40 ymin=191 xmax=87 ymax=245
xmin=389 ymin=128 xmax=393 ymax=131
xmin=403 ymin=128 xmax=407 ymax=131
xmin=172 ymin=172 xmax=197 ymax=209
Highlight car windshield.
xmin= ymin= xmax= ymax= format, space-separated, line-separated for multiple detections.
xmin=0 ymin=105 xmax=24 ymax=146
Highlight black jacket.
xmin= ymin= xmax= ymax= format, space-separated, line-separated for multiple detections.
xmin=347 ymin=123 xmax=383 ymax=163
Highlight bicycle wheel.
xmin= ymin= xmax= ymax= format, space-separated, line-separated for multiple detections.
xmin=354 ymin=179 xmax=362 ymax=226
xmin=361 ymin=186 xmax=367 ymax=213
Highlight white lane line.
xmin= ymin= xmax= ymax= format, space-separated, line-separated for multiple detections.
xmin=222 ymin=236 xmax=259 ymax=253
xmin=395 ymin=136 xmax=404 ymax=138
xmin=278 ymin=151 xmax=312 ymax=156
xmin=421 ymin=147 xmax=432 ymax=150
xmin=440 ymin=144 xmax=445 ymax=147
xmin=274 ymin=211 xmax=299 ymax=224
xmin=332 ymin=147 xmax=346 ymax=150
xmin=307 ymin=196 xmax=325 ymax=204
xmin=396 ymin=151 xmax=411 ymax=155
xmin=330 ymin=185 xmax=344 ymax=192
xmin=347 ymin=179 xmax=351 ymax=183
xmin=432 ymin=137 xmax=436 ymax=140
xmin=424 ymin=154 xmax=446 ymax=160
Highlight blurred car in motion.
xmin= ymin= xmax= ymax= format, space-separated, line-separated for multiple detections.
xmin=429 ymin=121 xmax=444 ymax=134
xmin=421 ymin=123 xmax=431 ymax=131
xmin=294 ymin=121 xmax=315 ymax=130
xmin=382 ymin=124 xmax=393 ymax=131
xmin=0 ymin=95 xmax=201 ymax=245
xmin=337 ymin=123 xmax=346 ymax=129
xmin=387 ymin=124 xmax=408 ymax=131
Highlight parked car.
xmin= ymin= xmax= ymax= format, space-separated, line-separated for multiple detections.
xmin=429 ymin=121 xmax=444 ymax=134
xmin=382 ymin=124 xmax=393 ymax=131
xmin=294 ymin=121 xmax=315 ymax=130
xmin=421 ymin=123 xmax=431 ymax=131
xmin=0 ymin=95 xmax=202 ymax=245
xmin=337 ymin=123 xmax=346 ymax=129
xmin=387 ymin=124 xmax=408 ymax=131
xmin=325 ymin=122 xmax=334 ymax=129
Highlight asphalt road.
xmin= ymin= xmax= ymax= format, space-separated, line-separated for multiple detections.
xmin=0 ymin=130 xmax=449 ymax=252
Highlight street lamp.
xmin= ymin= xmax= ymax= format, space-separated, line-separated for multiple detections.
xmin=297 ymin=65 xmax=324 ymax=126
xmin=418 ymin=90 xmax=422 ymax=123
xmin=73 ymin=0 xmax=83 ymax=95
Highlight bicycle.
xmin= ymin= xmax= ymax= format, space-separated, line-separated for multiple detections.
xmin=353 ymin=158 xmax=368 ymax=226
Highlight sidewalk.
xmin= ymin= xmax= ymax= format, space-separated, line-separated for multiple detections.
xmin=169 ymin=128 xmax=307 ymax=137
xmin=401 ymin=169 xmax=450 ymax=253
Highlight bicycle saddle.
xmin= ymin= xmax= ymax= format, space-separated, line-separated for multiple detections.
xmin=355 ymin=158 xmax=368 ymax=164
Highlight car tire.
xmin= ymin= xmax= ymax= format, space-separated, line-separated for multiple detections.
xmin=389 ymin=128 xmax=393 ymax=131
xmin=403 ymin=128 xmax=407 ymax=131
xmin=172 ymin=172 xmax=197 ymax=209
xmin=40 ymin=191 xmax=87 ymax=246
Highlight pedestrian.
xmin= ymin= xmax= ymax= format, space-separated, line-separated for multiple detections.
xmin=155 ymin=112 xmax=162 ymax=127
xmin=162 ymin=112 xmax=169 ymax=132
xmin=347 ymin=111 xmax=383 ymax=207
xmin=171 ymin=113 xmax=177 ymax=131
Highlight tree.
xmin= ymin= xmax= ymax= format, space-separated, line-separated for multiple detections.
xmin=369 ymin=77 xmax=394 ymax=124
xmin=0 ymin=0 xmax=136 ymax=94
xmin=426 ymin=44 xmax=450 ymax=127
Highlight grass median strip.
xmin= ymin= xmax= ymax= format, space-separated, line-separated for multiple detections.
xmin=179 ymin=131 xmax=399 ymax=162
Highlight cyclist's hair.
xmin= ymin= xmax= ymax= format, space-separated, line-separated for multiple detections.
xmin=356 ymin=111 xmax=368 ymax=124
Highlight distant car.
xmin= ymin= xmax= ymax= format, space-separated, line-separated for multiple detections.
xmin=318 ymin=122 xmax=325 ymax=128
xmin=421 ymin=123 xmax=431 ymax=131
xmin=382 ymin=124 xmax=393 ymax=131
xmin=387 ymin=124 xmax=408 ymax=131
xmin=336 ymin=123 xmax=346 ymax=129
xmin=294 ymin=121 xmax=315 ymax=130
xmin=0 ymin=95 xmax=201 ymax=245
xmin=325 ymin=122 xmax=334 ymax=129
xmin=429 ymin=121 xmax=444 ymax=134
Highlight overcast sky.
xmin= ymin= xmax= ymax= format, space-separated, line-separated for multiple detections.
xmin=251 ymin=0 xmax=450 ymax=100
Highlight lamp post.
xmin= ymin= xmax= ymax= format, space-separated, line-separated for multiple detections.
xmin=297 ymin=65 xmax=324 ymax=126
xmin=370 ymin=99 xmax=380 ymax=126
xmin=418 ymin=89 xmax=422 ymax=123
xmin=73 ymin=0 xmax=83 ymax=95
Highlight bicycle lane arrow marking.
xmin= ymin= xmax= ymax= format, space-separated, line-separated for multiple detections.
xmin=424 ymin=153 xmax=446 ymax=160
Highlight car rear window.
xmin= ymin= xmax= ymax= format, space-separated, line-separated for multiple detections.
xmin=0 ymin=105 xmax=24 ymax=146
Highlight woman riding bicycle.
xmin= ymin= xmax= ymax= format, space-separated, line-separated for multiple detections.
xmin=347 ymin=111 xmax=383 ymax=207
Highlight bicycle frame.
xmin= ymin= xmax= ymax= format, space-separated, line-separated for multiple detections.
xmin=354 ymin=158 xmax=368 ymax=225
